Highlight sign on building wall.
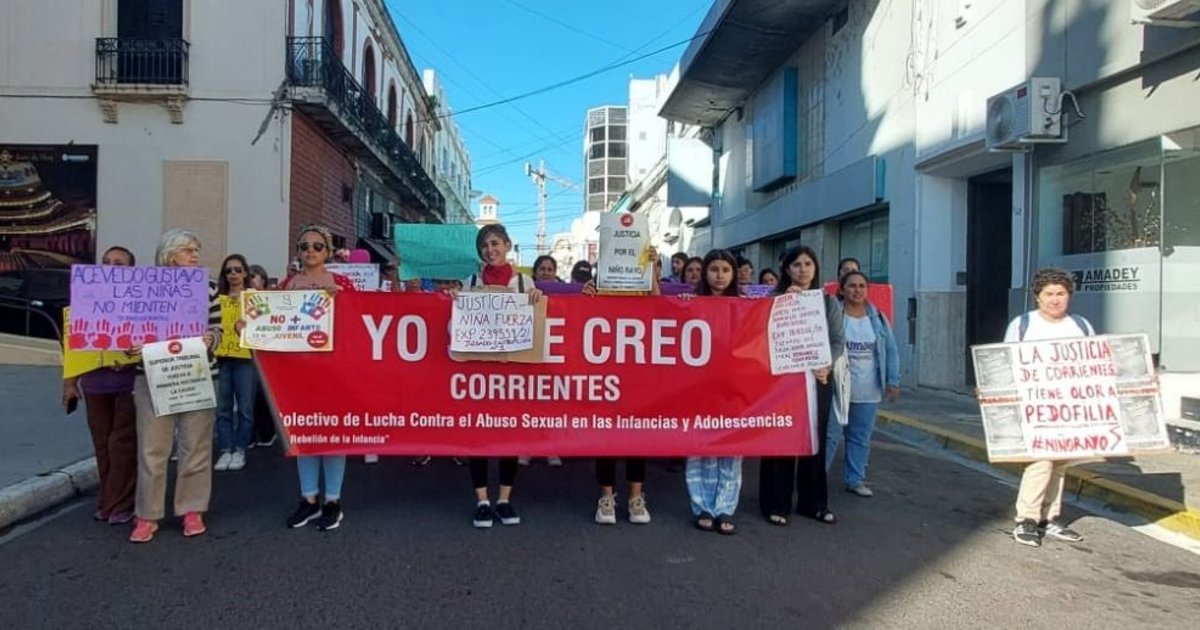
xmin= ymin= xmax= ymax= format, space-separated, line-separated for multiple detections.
xmin=0 ymin=144 xmax=97 ymax=273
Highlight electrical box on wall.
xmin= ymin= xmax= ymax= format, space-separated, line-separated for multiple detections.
xmin=985 ymin=78 xmax=1065 ymax=151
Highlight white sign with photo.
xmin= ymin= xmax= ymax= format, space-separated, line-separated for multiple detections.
xmin=767 ymin=290 xmax=832 ymax=375
xmin=971 ymin=333 xmax=1168 ymax=462
xmin=141 ymin=337 xmax=216 ymax=417
xmin=596 ymin=213 xmax=653 ymax=292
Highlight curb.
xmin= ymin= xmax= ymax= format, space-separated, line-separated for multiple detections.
xmin=877 ymin=410 xmax=1200 ymax=542
xmin=0 ymin=458 xmax=98 ymax=531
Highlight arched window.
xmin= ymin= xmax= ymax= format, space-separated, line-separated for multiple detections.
xmin=323 ymin=0 xmax=343 ymax=60
xmin=387 ymin=82 xmax=397 ymax=127
xmin=362 ymin=41 xmax=376 ymax=101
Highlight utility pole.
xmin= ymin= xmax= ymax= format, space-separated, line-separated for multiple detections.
xmin=524 ymin=160 xmax=576 ymax=255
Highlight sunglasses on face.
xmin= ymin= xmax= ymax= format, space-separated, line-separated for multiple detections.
xmin=297 ymin=242 xmax=326 ymax=252
xmin=225 ymin=266 xmax=244 ymax=274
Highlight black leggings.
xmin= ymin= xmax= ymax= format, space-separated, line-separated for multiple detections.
xmin=470 ymin=457 xmax=518 ymax=489
xmin=595 ymin=458 xmax=646 ymax=487
xmin=758 ymin=377 xmax=833 ymax=517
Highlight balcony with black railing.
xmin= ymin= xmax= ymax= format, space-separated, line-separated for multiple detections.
xmin=95 ymin=38 xmax=189 ymax=88
xmin=286 ymin=37 xmax=444 ymax=220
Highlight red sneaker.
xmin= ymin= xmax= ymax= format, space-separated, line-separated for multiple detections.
xmin=129 ymin=518 xmax=158 ymax=543
xmin=182 ymin=512 xmax=207 ymax=537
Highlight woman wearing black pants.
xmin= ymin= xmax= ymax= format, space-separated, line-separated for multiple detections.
xmin=759 ymin=246 xmax=844 ymax=526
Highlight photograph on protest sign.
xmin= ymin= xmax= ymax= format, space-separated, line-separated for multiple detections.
xmin=973 ymin=346 xmax=1016 ymax=390
xmin=596 ymin=213 xmax=653 ymax=292
xmin=767 ymin=290 xmax=831 ymax=375
xmin=980 ymin=405 xmax=1026 ymax=458
xmin=141 ymin=337 xmax=216 ymax=417
xmin=971 ymin=334 xmax=1170 ymax=462
xmin=240 ymin=289 xmax=335 ymax=352
xmin=325 ymin=263 xmax=380 ymax=291
xmin=0 ymin=144 xmax=97 ymax=273
xmin=68 ymin=265 xmax=210 ymax=350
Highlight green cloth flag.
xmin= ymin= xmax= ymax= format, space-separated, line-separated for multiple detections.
xmin=393 ymin=223 xmax=480 ymax=281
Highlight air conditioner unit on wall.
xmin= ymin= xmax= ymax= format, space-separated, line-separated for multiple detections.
xmin=985 ymin=78 xmax=1065 ymax=152
xmin=1132 ymin=0 xmax=1200 ymax=26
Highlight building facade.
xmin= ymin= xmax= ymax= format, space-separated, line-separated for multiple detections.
xmin=423 ymin=69 xmax=473 ymax=224
xmin=583 ymin=106 xmax=629 ymax=212
xmin=0 ymin=0 xmax=446 ymax=278
xmin=659 ymin=0 xmax=1200 ymax=418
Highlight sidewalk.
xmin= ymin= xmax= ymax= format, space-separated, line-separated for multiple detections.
xmin=877 ymin=387 xmax=1200 ymax=541
xmin=0 ymin=355 xmax=98 ymax=530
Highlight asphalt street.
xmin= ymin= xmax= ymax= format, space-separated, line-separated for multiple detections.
xmin=2 ymin=434 xmax=1198 ymax=630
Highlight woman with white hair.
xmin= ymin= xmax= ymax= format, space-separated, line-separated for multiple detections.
xmin=129 ymin=228 xmax=223 ymax=543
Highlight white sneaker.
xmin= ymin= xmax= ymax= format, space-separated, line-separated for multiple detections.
xmin=364 ymin=454 xmax=379 ymax=464
xmin=517 ymin=457 xmax=531 ymax=467
xmin=595 ymin=494 xmax=617 ymax=525
xmin=845 ymin=484 xmax=874 ymax=497
xmin=228 ymin=450 xmax=246 ymax=471
xmin=628 ymin=495 xmax=651 ymax=524
xmin=547 ymin=456 xmax=563 ymax=466
xmin=214 ymin=451 xmax=232 ymax=472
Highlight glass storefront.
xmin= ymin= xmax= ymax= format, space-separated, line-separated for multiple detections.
xmin=1036 ymin=125 xmax=1200 ymax=371
xmin=839 ymin=209 xmax=889 ymax=283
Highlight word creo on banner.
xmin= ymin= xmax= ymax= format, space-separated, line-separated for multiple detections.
xmin=256 ymin=292 xmax=817 ymax=457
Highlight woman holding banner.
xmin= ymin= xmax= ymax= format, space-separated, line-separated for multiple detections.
xmin=281 ymin=225 xmax=356 ymax=532
xmin=214 ymin=254 xmax=256 ymax=472
xmin=62 ymin=245 xmax=139 ymax=526
xmin=683 ymin=249 xmax=744 ymax=535
xmin=1004 ymin=267 xmax=1090 ymax=548
xmin=758 ymin=246 xmax=845 ymax=526
xmin=458 ymin=223 xmax=543 ymax=528
xmin=128 ymin=229 xmax=223 ymax=543
xmin=824 ymin=271 xmax=900 ymax=497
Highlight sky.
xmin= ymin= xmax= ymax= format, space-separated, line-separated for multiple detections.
xmin=383 ymin=0 xmax=712 ymax=262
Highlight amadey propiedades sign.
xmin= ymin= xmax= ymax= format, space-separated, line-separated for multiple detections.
xmin=256 ymin=292 xmax=817 ymax=457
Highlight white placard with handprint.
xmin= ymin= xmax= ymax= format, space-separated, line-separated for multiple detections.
xmin=142 ymin=336 xmax=217 ymax=417
xmin=239 ymin=290 xmax=335 ymax=352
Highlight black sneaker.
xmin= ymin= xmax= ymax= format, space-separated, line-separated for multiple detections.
xmin=1013 ymin=519 xmax=1041 ymax=547
xmin=495 ymin=502 xmax=520 ymax=526
xmin=473 ymin=503 xmax=494 ymax=528
xmin=1042 ymin=519 xmax=1083 ymax=542
xmin=316 ymin=501 xmax=343 ymax=531
xmin=286 ymin=500 xmax=322 ymax=529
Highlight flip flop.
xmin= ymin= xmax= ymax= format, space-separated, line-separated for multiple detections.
xmin=694 ymin=512 xmax=715 ymax=531
xmin=715 ymin=515 xmax=737 ymax=535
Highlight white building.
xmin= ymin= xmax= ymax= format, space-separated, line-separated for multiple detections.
xmin=423 ymin=69 xmax=473 ymax=224
xmin=475 ymin=194 xmax=499 ymax=227
xmin=660 ymin=0 xmax=1200 ymax=417
xmin=0 ymin=0 xmax=447 ymax=278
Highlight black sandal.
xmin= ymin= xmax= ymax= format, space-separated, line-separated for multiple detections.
xmin=694 ymin=512 xmax=715 ymax=531
xmin=767 ymin=514 xmax=789 ymax=526
xmin=715 ymin=515 xmax=737 ymax=535
xmin=812 ymin=509 xmax=838 ymax=525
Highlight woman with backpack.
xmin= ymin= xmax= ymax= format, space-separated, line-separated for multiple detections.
xmin=1003 ymin=267 xmax=1092 ymax=548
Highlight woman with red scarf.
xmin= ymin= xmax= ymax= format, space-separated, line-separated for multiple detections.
xmin=458 ymin=224 xmax=543 ymax=528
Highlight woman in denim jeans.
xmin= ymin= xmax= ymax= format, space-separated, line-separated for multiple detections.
xmin=825 ymin=271 xmax=900 ymax=497
xmin=214 ymin=254 xmax=256 ymax=472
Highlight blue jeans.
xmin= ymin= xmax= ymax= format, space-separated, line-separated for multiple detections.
xmin=685 ymin=456 xmax=742 ymax=517
xmin=216 ymin=359 xmax=258 ymax=453
xmin=825 ymin=402 xmax=878 ymax=487
xmin=297 ymin=456 xmax=346 ymax=502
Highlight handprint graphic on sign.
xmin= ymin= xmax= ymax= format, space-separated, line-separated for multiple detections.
xmin=188 ymin=321 xmax=205 ymax=337
xmin=140 ymin=322 xmax=159 ymax=344
xmin=300 ymin=292 xmax=331 ymax=321
xmin=91 ymin=321 xmax=113 ymax=350
xmin=245 ymin=293 xmax=271 ymax=319
xmin=68 ymin=319 xmax=90 ymax=350
xmin=167 ymin=322 xmax=186 ymax=340
xmin=115 ymin=321 xmax=135 ymax=350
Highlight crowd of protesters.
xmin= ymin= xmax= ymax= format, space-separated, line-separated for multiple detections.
xmin=62 ymin=220 xmax=1077 ymax=549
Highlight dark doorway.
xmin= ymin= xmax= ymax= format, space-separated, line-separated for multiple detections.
xmin=324 ymin=0 xmax=344 ymax=59
xmin=116 ymin=0 xmax=184 ymax=84
xmin=965 ymin=168 xmax=1013 ymax=385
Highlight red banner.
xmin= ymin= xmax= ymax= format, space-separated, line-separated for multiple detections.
xmin=256 ymin=292 xmax=816 ymax=457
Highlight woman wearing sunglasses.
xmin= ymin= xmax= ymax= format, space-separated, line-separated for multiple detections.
xmin=214 ymin=254 xmax=256 ymax=472
xmin=280 ymin=225 xmax=356 ymax=531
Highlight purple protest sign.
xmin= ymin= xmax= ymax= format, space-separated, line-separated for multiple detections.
xmin=68 ymin=265 xmax=210 ymax=351
xmin=740 ymin=284 xmax=774 ymax=298
xmin=535 ymin=281 xmax=585 ymax=295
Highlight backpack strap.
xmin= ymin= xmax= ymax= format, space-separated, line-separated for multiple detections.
xmin=1018 ymin=312 xmax=1031 ymax=341
xmin=469 ymin=274 xmax=479 ymax=289
xmin=1070 ymin=313 xmax=1092 ymax=336
xmin=518 ymin=273 xmax=526 ymax=294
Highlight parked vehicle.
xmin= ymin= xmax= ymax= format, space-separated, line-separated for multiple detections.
xmin=0 ymin=268 xmax=69 ymax=341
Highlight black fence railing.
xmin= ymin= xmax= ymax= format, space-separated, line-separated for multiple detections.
xmin=286 ymin=37 xmax=443 ymax=217
xmin=95 ymin=38 xmax=189 ymax=86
